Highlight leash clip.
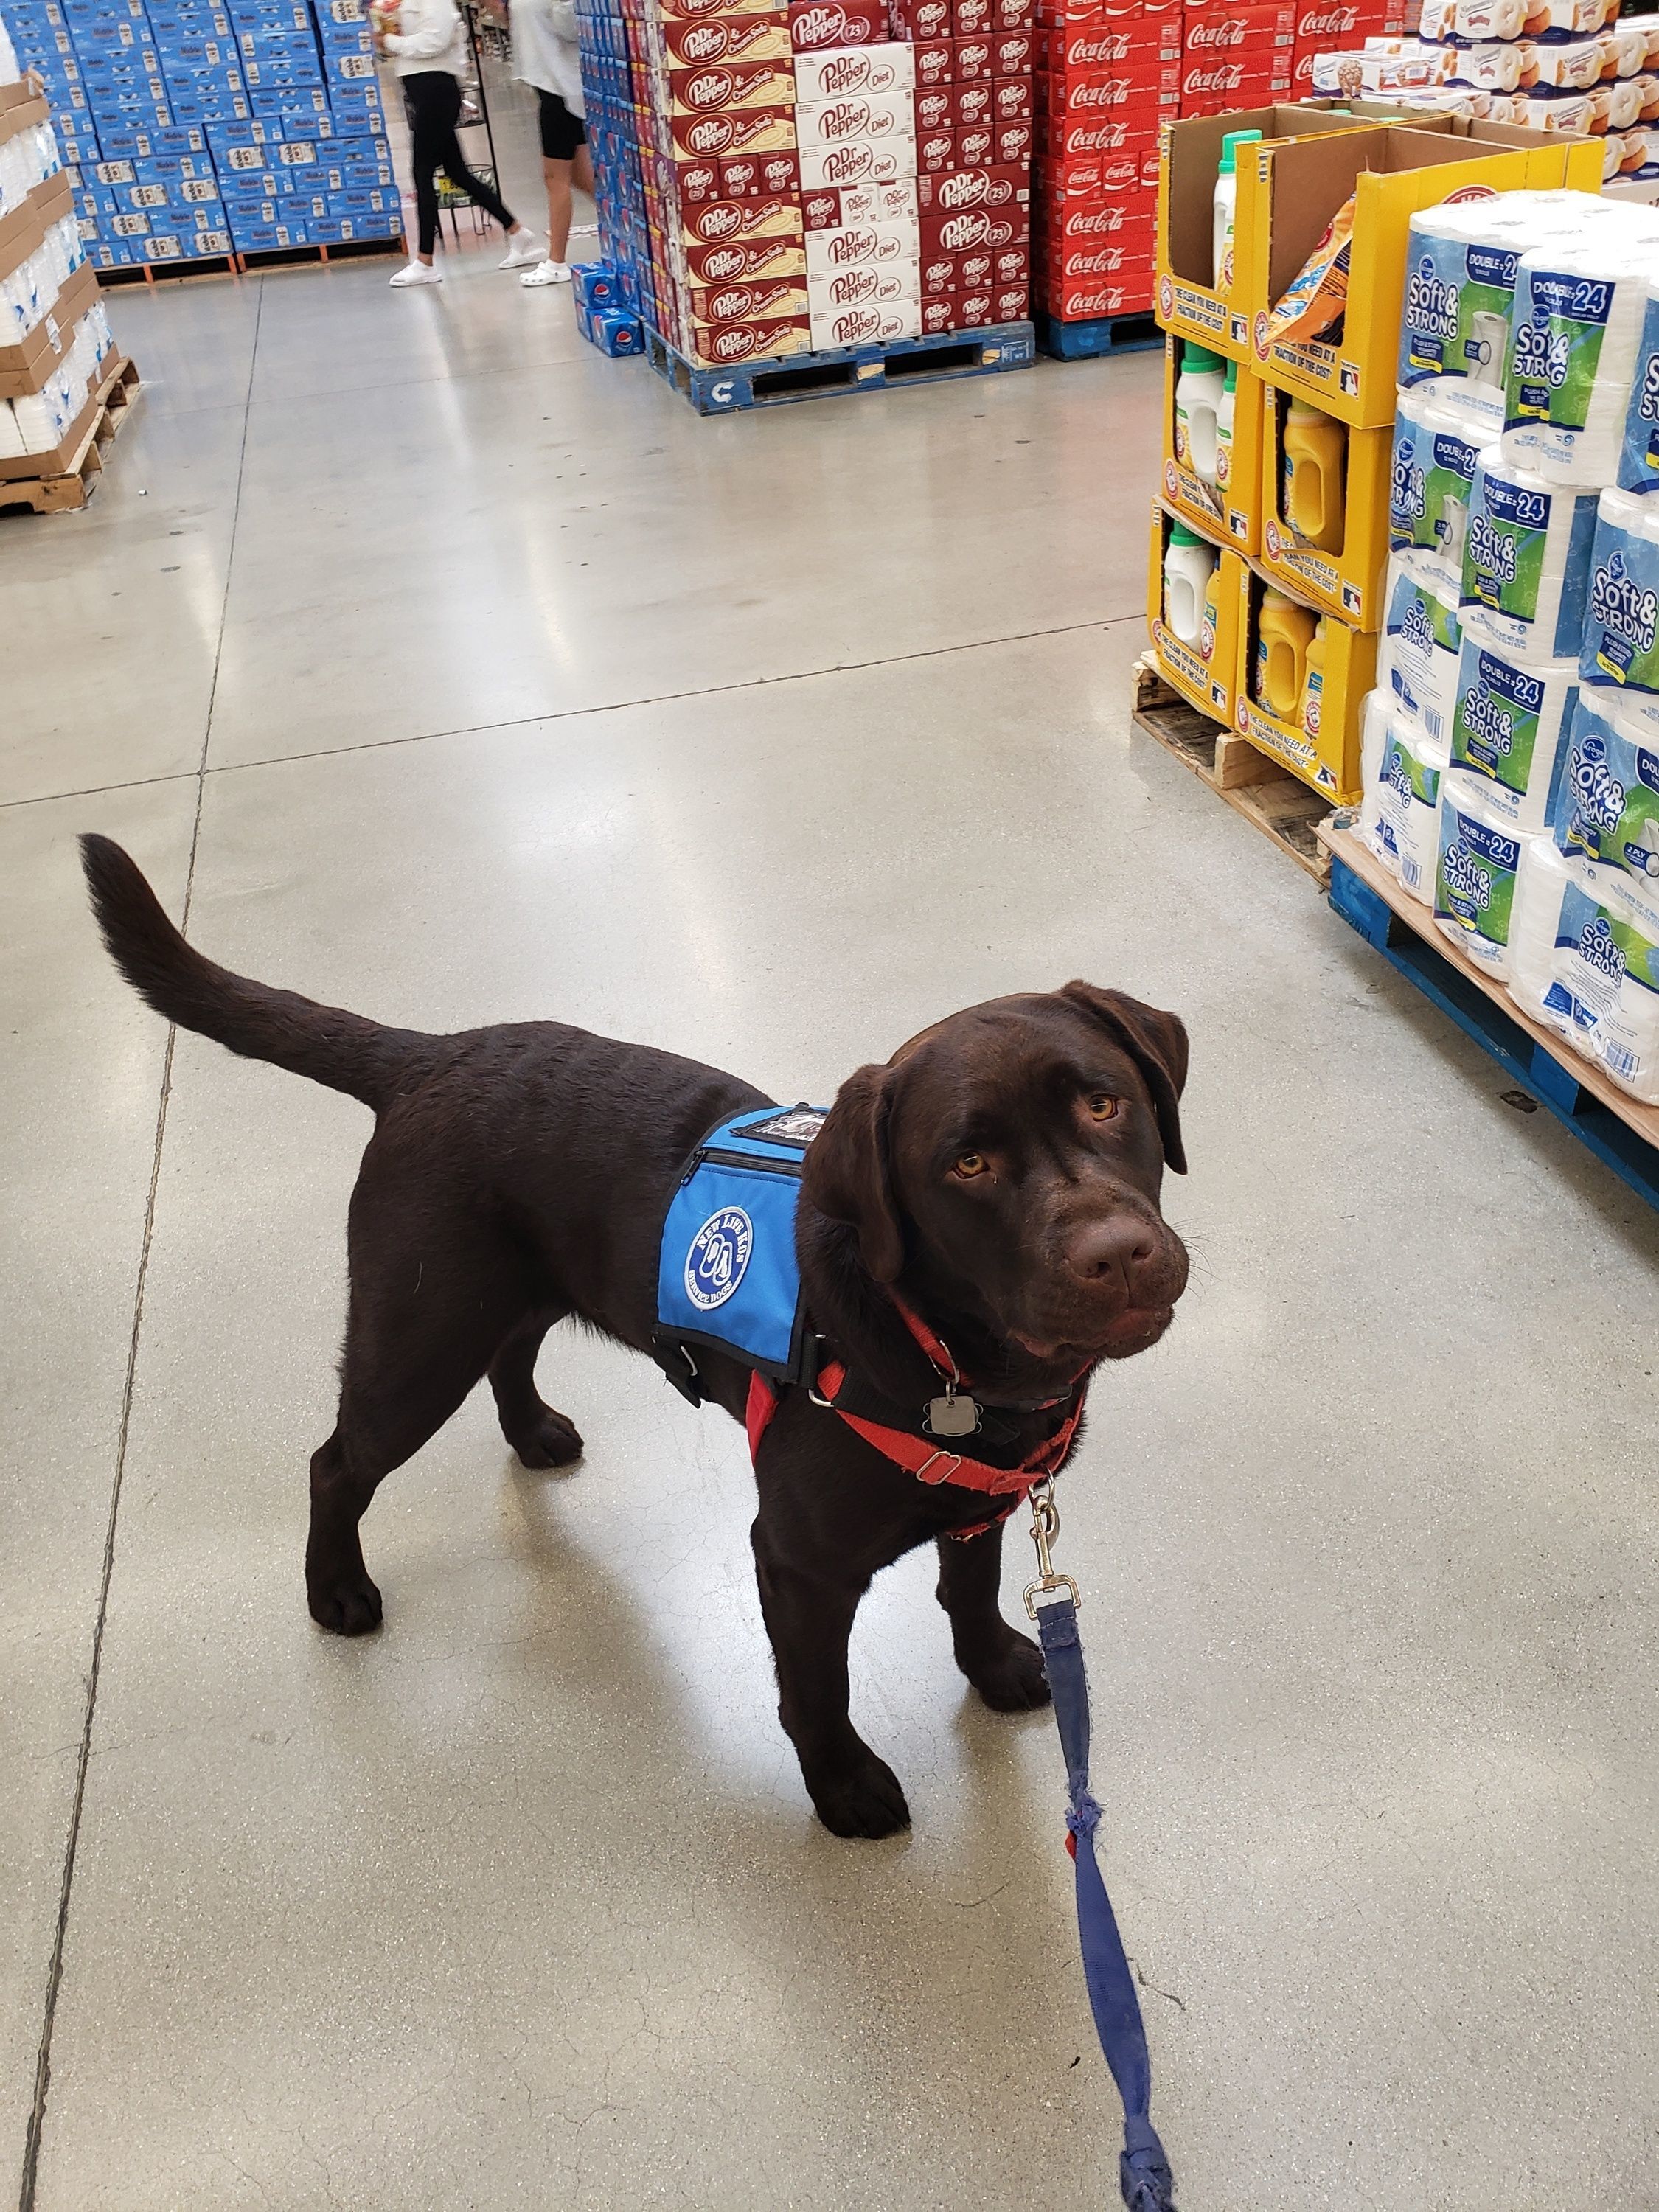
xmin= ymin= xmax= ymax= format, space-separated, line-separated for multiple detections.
xmin=1023 ymin=1475 xmax=1081 ymax=1619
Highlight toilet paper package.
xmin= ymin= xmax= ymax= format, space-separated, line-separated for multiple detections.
xmin=1380 ymin=554 xmax=1464 ymax=742
xmin=1461 ymin=448 xmax=1599 ymax=659
xmin=1448 ymin=636 xmax=1579 ymax=828
xmin=1360 ymin=689 xmax=1448 ymax=903
xmin=1436 ymin=772 xmax=1529 ymax=975
xmin=1578 ymin=487 xmax=1659 ymax=736
xmin=1552 ymin=692 xmax=1659 ymax=933
xmin=1391 ymin=389 xmax=1482 ymax=590
xmin=1504 ymin=224 xmax=1659 ymax=485
xmin=1509 ymin=836 xmax=1659 ymax=1102
xmin=1615 ymin=279 xmax=1659 ymax=498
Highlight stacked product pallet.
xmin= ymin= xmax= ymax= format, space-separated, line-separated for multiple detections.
xmin=575 ymin=0 xmax=658 ymax=335
xmin=1031 ymin=0 xmax=1397 ymax=331
xmin=1147 ymin=102 xmax=1599 ymax=809
xmin=4 ymin=0 xmax=396 ymax=273
xmin=1 ymin=15 xmax=124 ymax=496
xmin=1307 ymin=0 xmax=1658 ymax=184
xmin=1361 ymin=186 xmax=1659 ymax=1105
xmin=576 ymin=0 xmax=1034 ymax=372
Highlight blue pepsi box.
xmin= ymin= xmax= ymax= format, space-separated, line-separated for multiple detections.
xmin=589 ymin=309 xmax=642 ymax=357
xmin=571 ymin=260 xmax=619 ymax=311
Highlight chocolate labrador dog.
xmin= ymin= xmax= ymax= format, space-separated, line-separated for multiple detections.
xmin=82 ymin=835 xmax=1190 ymax=1838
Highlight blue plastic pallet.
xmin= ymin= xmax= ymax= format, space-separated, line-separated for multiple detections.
xmin=1328 ymin=834 xmax=1659 ymax=1213
xmin=644 ymin=319 xmax=1036 ymax=414
xmin=1035 ymin=307 xmax=1161 ymax=361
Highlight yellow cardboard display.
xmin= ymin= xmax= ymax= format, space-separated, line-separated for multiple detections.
xmin=1236 ymin=563 xmax=1373 ymax=801
xmin=1147 ymin=502 xmax=1244 ymax=727
xmin=1161 ymin=336 xmax=1267 ymax=557
xmin=1244 ymin=122 xmax=1603 ymax=428
xmin=1258 ymin=383 xmax=1392 ymax=629
xmin=1155 ymin=105 xmax=1367 ymax=363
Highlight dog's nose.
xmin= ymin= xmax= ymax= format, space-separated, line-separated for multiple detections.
xmin=1065 ymin=1220 xmax=1157 ymax=1293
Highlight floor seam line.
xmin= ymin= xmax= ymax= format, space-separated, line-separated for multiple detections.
xmin=15 ymin=279 xmax=264 ymax=2212
xmin=185 ymin=608 xmax=1149 ymax=785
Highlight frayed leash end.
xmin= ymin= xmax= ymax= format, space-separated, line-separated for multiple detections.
xmin=1121 ymin=2116 xmax=1176 ymax=2212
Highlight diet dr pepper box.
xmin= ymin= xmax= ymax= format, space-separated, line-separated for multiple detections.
xmin=633 ymin=0 xmax=1034 ymax=366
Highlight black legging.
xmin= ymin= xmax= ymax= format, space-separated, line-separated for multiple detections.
xmin=403 ymin=69 xmax=515 ymax=257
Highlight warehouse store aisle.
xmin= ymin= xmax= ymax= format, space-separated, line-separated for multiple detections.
xmin=3 ymin=262 xmax=1657 ymax=2212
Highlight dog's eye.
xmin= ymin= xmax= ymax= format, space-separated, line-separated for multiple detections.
xmin=953 ymin=1151 xmax=988 ymax=1180
xmin=1086 ymin=1094 xmax=1120 ymax=1121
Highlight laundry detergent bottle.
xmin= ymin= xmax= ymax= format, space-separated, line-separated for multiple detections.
xmin=1164 ymin=523 xmax=1218 ymax=647
xmin=1214 ymin=361 xmax=1239 ymax=498
xmin=1175 ymin=342 xmax=1227 ymax=485
xmin=1199 ymin=557 xmax=1222 ymax=663
xmin=1301 ymin=617 xmax=1326 ymax=737
xmin=1256 ymin=588 xmax=1317 ymax=720
xmin=1212 ymin=128 xmax=1262 ymax=290
xmin=1282 ymin=400 xmax=1346 ymax=552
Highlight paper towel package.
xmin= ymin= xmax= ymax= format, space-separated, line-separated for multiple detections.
xmin=1578 ymin=485 xmax=1659 ymax=734
xmin=1391 ymin=389 xmax=1481 ymax=592
xmin=1461 ymin=447 xmax=1599 ymax=660
xmin=1552 ymin=691 xmax=1659 ymax=933
xmin=1509 ymin=836 xmax=1659 ymax=1102
xmin=1615 ymin=278 xmax=1659 ymax=498
xmin=1448 ymin=635 xmax=1579 ymax=829
xmin=1360 ymin=688 xmax=1447 ymax=903
xmin=1504 ymin=218 xmax=1659 ymax=487
xmin=1380 ymin=554 xmax=1463 ymax=743
xmin=1436 ymin=773 xmax=1528 ymax=975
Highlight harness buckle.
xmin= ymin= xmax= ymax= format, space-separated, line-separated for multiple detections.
xmin=914 ymin=1449 xmax=964 ymax=1486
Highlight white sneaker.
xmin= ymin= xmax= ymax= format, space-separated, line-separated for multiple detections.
xmin=499 ymin=231 xmax=546 ymax=270
xmin=569 ymin=223 xmax=597 ymax=236
xmin=521 ymin=258 xmax=572 ymax=287
xmin=389 ymin=260 xmax=442 ymax=287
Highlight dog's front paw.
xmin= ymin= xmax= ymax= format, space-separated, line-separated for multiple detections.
xmin=808 ymin=1749 xmax=911 ymax=1840
xmin=967 ymin=1630 xmax=1051 ymax=1712
xmin=510 ymin=1408 xmax=585 ymax=1470
xmin=307 ymin=1571 xmax=383 ymax=1636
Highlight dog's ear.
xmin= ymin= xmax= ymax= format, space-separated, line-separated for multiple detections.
xmin=1060 ymin=982 xmax=1189 ymax=1175
xmin=802 ymin=1062 xmax=905 ymax=1282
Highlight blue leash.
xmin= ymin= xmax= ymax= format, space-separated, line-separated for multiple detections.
xmin=1026 ymin=1481 xmax=1177 ymax=2212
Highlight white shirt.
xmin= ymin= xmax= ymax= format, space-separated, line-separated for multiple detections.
xmin=510 ymin=0 xmax=583 ymax=114
xmin=383 ymin=0 xmax=468 ymax=79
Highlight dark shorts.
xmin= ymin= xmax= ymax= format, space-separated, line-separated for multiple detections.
xmin=537 ymin=87 xmax=586 ymax=161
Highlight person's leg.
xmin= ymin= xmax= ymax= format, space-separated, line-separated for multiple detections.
xmin=522 ymin=94 xmax=583 ymax=285
xmin=542 ymin=152 xmax=573 ymax=262
xmin=403 ymin=71 xmax=445 ymax=270
xmin=429 ymin=71 xmax=536 ymax=248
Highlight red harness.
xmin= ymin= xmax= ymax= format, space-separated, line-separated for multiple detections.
xmin=744 ymin=1298 xmax=1088 ymax=1540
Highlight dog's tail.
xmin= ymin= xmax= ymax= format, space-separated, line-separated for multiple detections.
xmin=80 ymin=835 xmax=436 ymax=1113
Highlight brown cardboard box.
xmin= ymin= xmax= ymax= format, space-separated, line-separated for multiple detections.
xmin=0 ymin=173 xmax=75 ymax=283
xmin=0 ymin=262 xmax=100 ymax=397
xmin=0 ymin=345 xmax=116 ymax=483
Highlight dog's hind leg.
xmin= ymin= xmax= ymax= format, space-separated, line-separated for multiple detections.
xmin=488 ymin=1310 xmax=585 ymax=1470
xmin=307 ymin=1148 xmax=535 ymax=1635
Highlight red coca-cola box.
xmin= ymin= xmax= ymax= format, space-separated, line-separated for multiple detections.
xmin=1179 ymin=53 xmax=1289 ymax=108
xmin=1037 ymin=111 xmax=1162 ymax=156
xmin=789 ymin=0 xmax=889 ymax=48
xmin=1048 ymin=272 xmax=1154 ymax=316
xmin=912 ymin=37 xmax=956 ymax=80
xmin=1050 ymin=234 xmax=1151 ymax=279
xmin=1048 ymin=15 xmax=1180 ymax=66
xmin=1290 ymin=0 xmax=1388 ymax=37
xmin=1049 ymin=65 xmax=1178 ymax=114
xmin=1287 ymin=40 xmax=1317 ymax=93
xmin=1040 ymin=193 xmax=1154 ymax=238
xmin=659 ymin=14 xmax=795 ymax=66
xmin=918 ymin=126 xmax=959 ymax=168
xmin=914 ymin=161 xmax=1029 ymax=207
xmin=1180 ymin=1 xmax=1295 ymax=59
xmin=685 ymin=314 xmax=812 ymax=365
xmin=721 ymin=149 xmax=801 ymax=195
xmin=991 ymin=74 xmax=1033 ymax=116
xmin=919 ymin=201 xmax=1031 ymax=252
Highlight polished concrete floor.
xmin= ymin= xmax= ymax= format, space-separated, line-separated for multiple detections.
xmin=4 ymin=196 xmax=1658 ymax=2212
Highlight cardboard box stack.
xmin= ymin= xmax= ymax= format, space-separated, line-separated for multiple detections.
xmin=580 ymin=0 xmax=1033 ymax=371
xmin=4 ymin=0 xmax=397 ymax=272
xmin=1 ymin=41 xmax=124 ymax=484
xmin=575 ymin=0 xmax=658 ymax=340
xmin=1148 ymin=107 xmax=1601 ymax=805
xmin=1031 ymin=0 xmax=1401 ymax=327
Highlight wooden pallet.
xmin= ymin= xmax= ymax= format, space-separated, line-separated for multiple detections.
xmin=97 ymin=254 xmax=238 ymax=288
xmin=644 ymin=318 xmax=1035 ymax=413
xmin=1130 ymin=656 xmax=1331 ymax=884
xmin=1321 ymin=819 xmax=1659 ymax=1211
xmin=96 ymin=234 xmax=403 ymax=288
xmin=0 ymin=355 xmax=140 ymax=518
xmin=1035 ymin=307 xmax=1161 ymax=361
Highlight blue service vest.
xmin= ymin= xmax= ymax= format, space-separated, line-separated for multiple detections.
xmin=655 ymin=1104 xmax=828 ymax=1390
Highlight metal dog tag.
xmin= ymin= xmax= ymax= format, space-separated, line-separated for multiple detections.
xmin=925 ymin=1391 xmax=981 ymax=1439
